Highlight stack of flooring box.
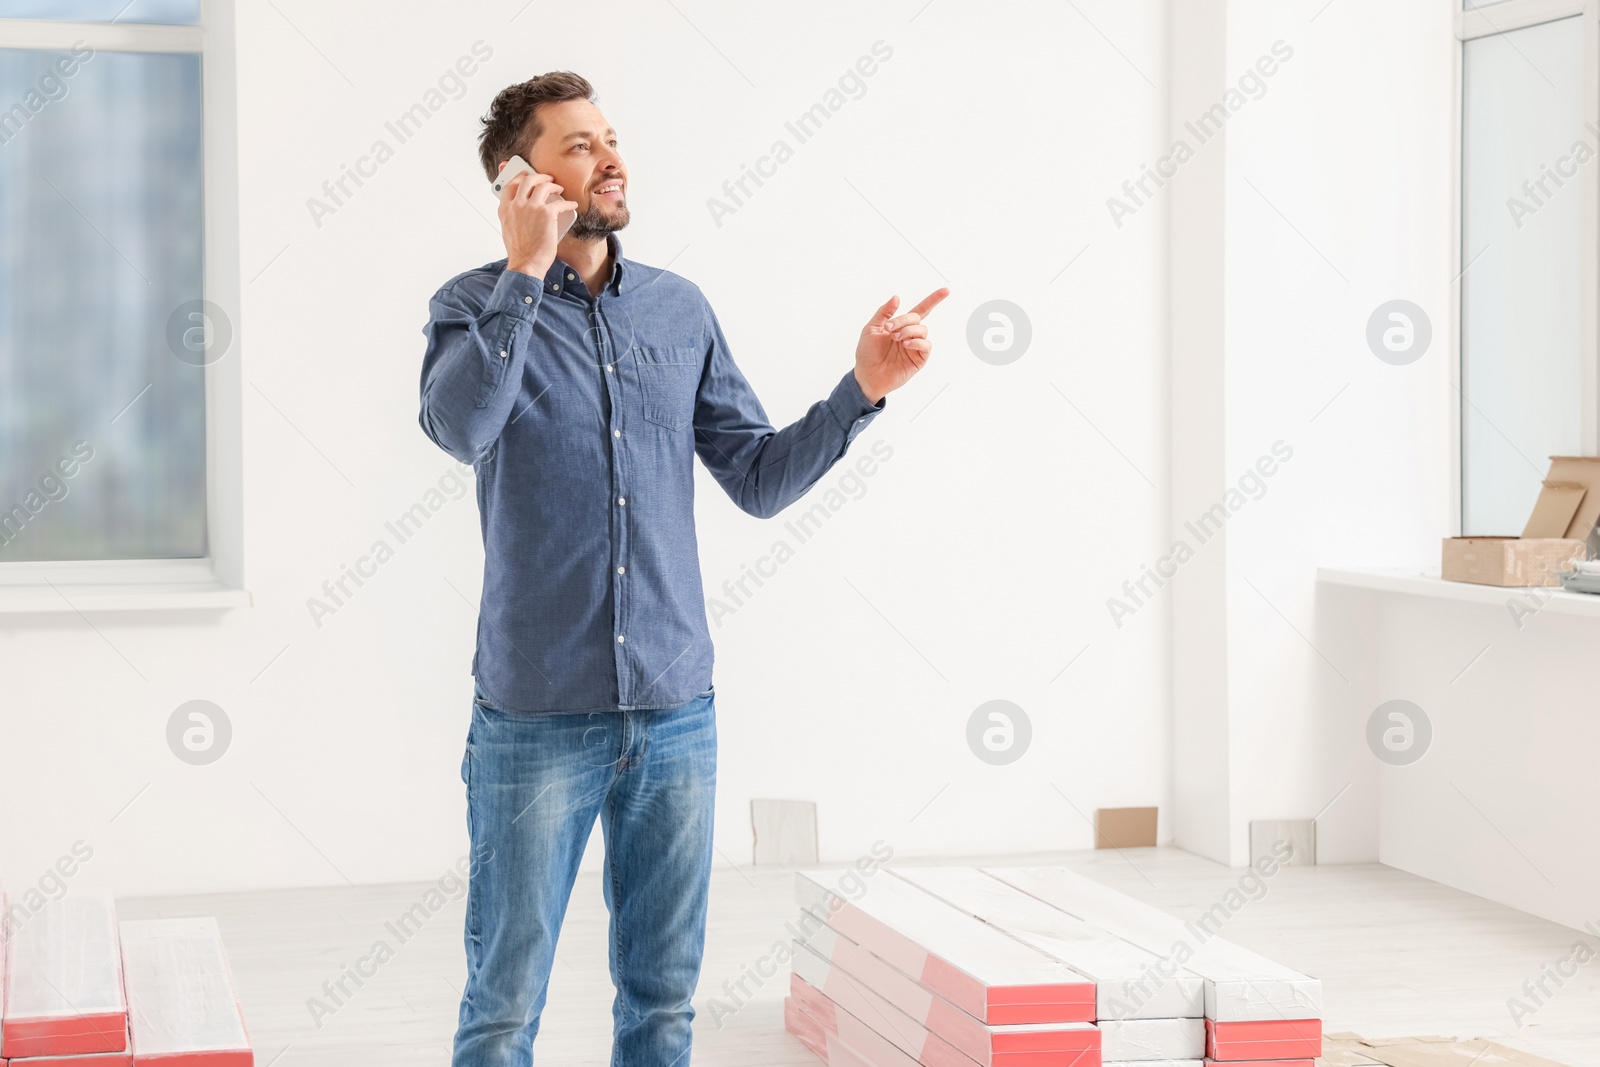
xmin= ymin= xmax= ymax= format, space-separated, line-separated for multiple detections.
xmin=786 ymin=866 xmax=1320 ymax=1067
xmin=0 ymin=886 xmax=254 ymax=1065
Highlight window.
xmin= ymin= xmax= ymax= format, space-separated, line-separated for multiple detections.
xmin=1457 ymin=1 xmax=1597 ymax=536
xmin=0 ymin=1 xmax=199 ymax=24
xmin=0 ymin=1 xmax=243 ymax=608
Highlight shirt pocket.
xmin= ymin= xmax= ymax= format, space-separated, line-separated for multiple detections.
xmin=632 ymin=344 xmax=703 ymax=431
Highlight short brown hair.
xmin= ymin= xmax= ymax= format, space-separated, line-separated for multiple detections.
xmin=477 ymin=71 xmax=596 ymax=181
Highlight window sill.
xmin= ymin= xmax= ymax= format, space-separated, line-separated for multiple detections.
xmin=1318 ymin=566 xmax=1600 ymax=620
xmin=0 ymin=559 xmax=251 ymax=614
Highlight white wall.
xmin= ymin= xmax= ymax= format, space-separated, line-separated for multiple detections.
xmin=1169 ymin=0 xmax=1457 ymax=865
xmin=1168 ymin=0 xmax=1233 ymax=866
xmin=0 ymin=0 xmax=1174 ymax=897
xmin=1294 ymin=587 xmax=1600 ymax=933
xmin=1370 ymin=595 xmax=1600 ymax=933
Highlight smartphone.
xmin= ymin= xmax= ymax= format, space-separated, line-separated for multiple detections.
xmin=493 ymin=155 xmax=576 ymax=237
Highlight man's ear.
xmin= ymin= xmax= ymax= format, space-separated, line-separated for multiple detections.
xmin=496 ymin=158 xmax=508 ymax=173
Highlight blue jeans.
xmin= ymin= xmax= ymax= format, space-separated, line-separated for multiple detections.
xmin=451 ymin=682 xmax=718 ymax=1067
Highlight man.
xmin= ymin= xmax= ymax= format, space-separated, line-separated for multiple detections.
xmin=418 ymin=71 xmax=948 ymax=1066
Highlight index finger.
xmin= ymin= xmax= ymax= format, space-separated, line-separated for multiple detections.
xmin=908 ymin=287 xmax=951 ymax=318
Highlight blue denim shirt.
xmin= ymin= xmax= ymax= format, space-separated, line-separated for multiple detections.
xmin=419 ymin=233 xmax=886 ymax=713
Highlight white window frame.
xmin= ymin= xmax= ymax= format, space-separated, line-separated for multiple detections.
xmin=1452 ymin=0 xmax=1600 ymax=533
xmin=0 ymin=0 xmax=247 ymax=612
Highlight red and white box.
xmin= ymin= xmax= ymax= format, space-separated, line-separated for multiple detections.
xmin=888 ymin=867 xmax=1205 ymax=1021
xmin=120 ymin=917 xmax=253 ymax=1066
xmin=795 ymin=870 xmax=1095 ymax=1024
xmin=786 ymin=995 xmax=829 ymax=1060
xmin=792 ymin=970 xmax=1089 ymax=1067
xmin=792 ymin=941 xmax=1099 ymax=1067
xmin=2 ymin=893 xmax=127 ymax=1058
xmin=1204 ymin=1018 xmax=1321 ymax=1061
xmin=788 ymin=997 xmax=918 ymax=1067
xmin=1098 ymin=1019 xmax=1205 ymax=1061
xmin=985 ymin=868 xmax=1321 ymax=1024
xmin=824 ymin=1032 xmax=876 ymax=1067
xmin=802 ymin=922 xmax=1098 ymax=1066
xmin=787 ymin=982 xmax=926 ymax=1067
xmin=791 ymin=965 xmax=968 ymax=1067
xmin=0 ymin=1049 xmax=132 ymax=1066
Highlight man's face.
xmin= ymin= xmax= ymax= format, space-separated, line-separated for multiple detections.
xmin=524 ymin=98 xmax=628 ymax=239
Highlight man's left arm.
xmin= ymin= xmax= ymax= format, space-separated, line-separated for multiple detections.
xmin=692 ymin=287 xmax=949 ymax=519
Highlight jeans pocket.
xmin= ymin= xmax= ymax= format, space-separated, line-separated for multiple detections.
xmin=463 ymin=688 xmax=477 ymax=786
xmin=473 ymin=680 xmax=506 ymax=714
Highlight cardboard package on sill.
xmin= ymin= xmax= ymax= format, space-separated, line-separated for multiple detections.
xmin=1442 ymin=456 xmax=1600 ymax=587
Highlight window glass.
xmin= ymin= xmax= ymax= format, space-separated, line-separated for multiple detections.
xmin=0 ymin=46 xmax=207 ymax=561
xmin=0 ymin=1 xmax=200 ymax=25
xmin=1460 ymin=17 xmax=1583 ymax=535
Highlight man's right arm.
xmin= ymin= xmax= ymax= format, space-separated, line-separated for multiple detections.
xmin=417 ymin=268 xmax=548 ymax=464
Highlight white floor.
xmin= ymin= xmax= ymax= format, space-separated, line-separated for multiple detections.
xmin=116 ymin=847 xmax=1600 ymax=1067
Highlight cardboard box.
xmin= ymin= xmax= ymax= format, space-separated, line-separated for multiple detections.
xmin=1442 ymin=456 xmax=1600 ymax=586
xmin=1440 ymin=536 xmax=1584 ymax=586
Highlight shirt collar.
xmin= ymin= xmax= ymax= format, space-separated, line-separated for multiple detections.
xmin=542 ymin=231 xmax=627 ymax=298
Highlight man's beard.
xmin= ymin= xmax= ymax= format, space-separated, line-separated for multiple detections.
xmin=569 ymin=197 xmax=629 ymax=240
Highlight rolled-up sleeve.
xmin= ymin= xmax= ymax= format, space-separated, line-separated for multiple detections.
xmin=691 ymin=296 xmax=886 ymax=519
xmin=418 ymin=267 xmax=549 ymax=464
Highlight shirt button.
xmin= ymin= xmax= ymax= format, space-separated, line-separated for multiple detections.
xmin=567 ymin=272 xmax=576 ymax=281
xmin=498 ymin=349 xmax=507 ymax=359
xmin=549 ymin=283 xmax=558 ymax=291
xmin=605 ymin=364 xmax=614 ymax=373
xmin=613 ymin=429 xmax=621 ymax=437
xmin=617 ymin=496 xmax=626 ymax=506
xmin=617 ymin=566 xmax=626 ymax=575
xmin=523 ymin=295 xmax=533 ymax=304
xmin=616 ymin=635 xmax=626 ymax=643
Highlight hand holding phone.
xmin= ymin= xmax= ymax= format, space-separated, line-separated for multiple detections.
xmin=493 ymin=155 xmax=579 ymax=277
